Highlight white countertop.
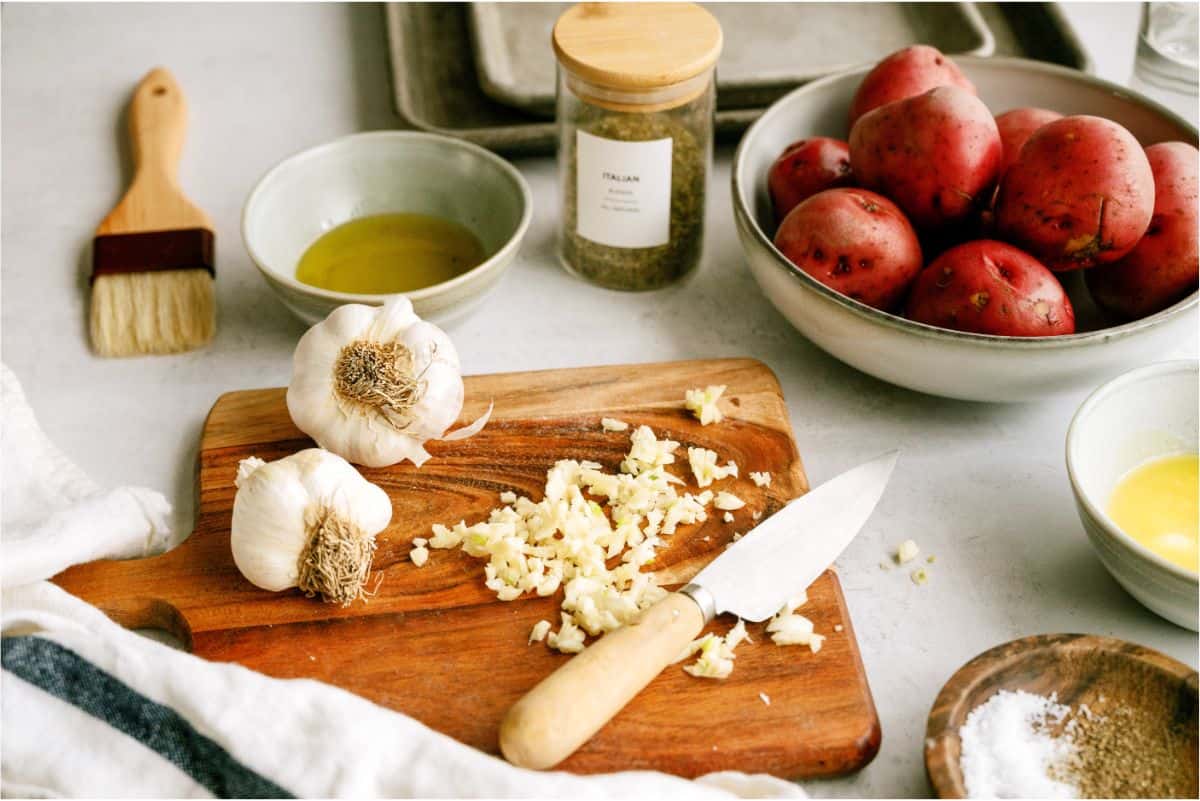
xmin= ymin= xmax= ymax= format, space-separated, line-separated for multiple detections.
xmin=2 ymin=3 xmax=1196 ymax=797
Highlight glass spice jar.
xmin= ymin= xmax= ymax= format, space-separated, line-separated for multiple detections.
xmin=552 ymin=2 xmax=722 ymax=291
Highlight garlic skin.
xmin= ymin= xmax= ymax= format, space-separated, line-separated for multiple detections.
xmin=287 ymin=298 xmax=468 ymax=468
xmin=231 ymin=449 xmax=392 ymax=604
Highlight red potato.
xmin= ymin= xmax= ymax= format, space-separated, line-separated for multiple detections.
xmin=773 ymin=187 xmax=923 ymax=311
xmin=1086 ymin=141 xmax=1200 ymax=318
xmin=995 ymin=115 xmax=1155 ymax=271
xmin=849 ymin=85 xmax=1002 ymax=231
xmin=906 ymin=240 xmax=1076 ymax=336
xmin=768 ymin=137 xmax=854 ymax=223
xmin=995 ymin=107 xmax=1063 ymax=176
xmin=848 ymin=45 xmax=976 ymax=128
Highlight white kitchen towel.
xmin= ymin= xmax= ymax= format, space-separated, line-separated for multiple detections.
xmin=0 ymin=363 xmax=805 ymax=799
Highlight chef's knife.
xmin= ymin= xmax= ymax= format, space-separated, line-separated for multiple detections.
xmin=499 ymin=450 xmax=898 ymax=770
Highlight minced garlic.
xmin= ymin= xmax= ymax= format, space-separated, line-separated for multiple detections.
xmin=911 ymin=567 xmax=930 ymax=585
xmin=714 ymin=491 xmax=745 ymax=511
xmin=409 ymin=545 xmax=429 ymax=567
xmin=685 ymin=385 xmax=726 ymax=425
xmin=896 ymin=539 xmax=920 ymax=564
xmin=424 ymin=425 xmax=734 ymax=653
xmin=749 ymin=471 xmax=772 ymax=487
xmin=528 ymin=619 xmax=551 ymax=644
xmin=759 ymin=692 xmax=771 ymax=706
xmin=767 ymin=593 xmax=823 ymax=652
xmin=678 ymin=618 xmax=751 ymax=680
xmin=722 ymin=511 xmax=734 ymax=523
xmin=687 ymin=446 xmax=738 ymax=488
xmin=601 ymin=417 xmax=629 ymax=432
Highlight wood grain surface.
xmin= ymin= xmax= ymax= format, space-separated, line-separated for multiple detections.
xmin=52 ymin=358 xmax=880 ymax=778
xmin=925 ymin=633 xmax=1199 ymax=798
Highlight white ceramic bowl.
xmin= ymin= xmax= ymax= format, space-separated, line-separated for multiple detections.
xmin=1066 ymin=360 xmax=1199 ymax=630
xmin=732 ymin=57 xmax=1199 ymax=402
xmin=243 ymin=131 xmax=532 ymax=326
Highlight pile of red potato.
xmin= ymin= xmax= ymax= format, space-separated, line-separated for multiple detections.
xmin=768 ymin=45 xmax=1199 ymax=337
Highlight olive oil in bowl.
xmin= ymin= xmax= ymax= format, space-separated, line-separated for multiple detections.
xmin=295 ymin=213 xmax=486 ymax=295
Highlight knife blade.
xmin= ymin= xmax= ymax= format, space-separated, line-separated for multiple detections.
xmin=682 ymin=449 xmax=899 ymax=623
xmin=499 ymin=451 xmax=898 ymax=771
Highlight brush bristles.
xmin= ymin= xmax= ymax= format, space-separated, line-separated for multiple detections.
xmin=90 ymin=269 xmax=215 ymax=357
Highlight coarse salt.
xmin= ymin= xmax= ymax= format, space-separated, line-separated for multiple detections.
xmin=959 ymin=690 xmax=1078 ymax=798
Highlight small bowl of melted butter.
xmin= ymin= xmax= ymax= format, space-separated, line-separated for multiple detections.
xmin=1068 ymin=360 xmax=1199 ymax=630
xmin=243 ymin=131 xmax=532 ymax=325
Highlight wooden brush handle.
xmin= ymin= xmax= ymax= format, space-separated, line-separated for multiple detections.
xmin=129 ymin=67 xmax=187 ymax=186
xmin=97 ymin=67 xmax=210 ymax=236
xmin=498 ymin=592 xmax=706 ymax=770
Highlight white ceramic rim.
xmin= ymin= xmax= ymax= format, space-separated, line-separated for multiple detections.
xmin=241 ymin=130 xmax=534 ymax=306
xmin=1065 ymin=359 xmax=1200 ymax=583
xmin=731 ymin=55 xmax=1200 ymax=351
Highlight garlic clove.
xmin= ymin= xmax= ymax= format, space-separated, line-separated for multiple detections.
xmin=404 ymin=358 xmax=464 ymax=439
xmin=366 ymin=295 xmax=421 ymax=344
xmin=397 ymin=317 xmax=461 ymax=371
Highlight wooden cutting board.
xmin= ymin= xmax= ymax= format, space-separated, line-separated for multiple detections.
xmin=52 ymin=358 xmax=879 ymax=778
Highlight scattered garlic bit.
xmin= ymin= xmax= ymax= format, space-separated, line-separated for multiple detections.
xmin=685 ymin=385 xmax=726 ymax=426
xmin=725 ymin=619 xmax=753 ymax=649
xmin=412 ymin=537 xmax=428 ymax=547
xmin=723 ymin=511 xmax=734 ymax=523
xmin=547 ymin=613 xmax=586 ymax=653
xmin=779 ymin=591 xmax=808 ymax=615
xmin=714 ymin=491 xmax=745 ymax=511
xmin=528 ymin=619 xmax=551 ymax=644
xmin=751 ymin=511 xmax=762 ymax=521
xmin=926 ymin=554 xmax=936 ymax=564
xmin=759 ymin=692 xmax=771 ymax=706
xmin=499 ymin=490 xmax=517 ymax=504
xmin=682 ymin=635 xmax=733 ymax=679
xmin=410 ymin=545 xmax=429 ymax=567
xmin=425 ymin=425 xmax=735 ymax=653
xmin=677 ymin=619 xmax=752 ymax=679
xmin=834 ymin=623 xmax=844 ymax=633
xmin=895 ymin=539 xmax=920 ymax=564
xmin=687 ymin=447 xmax=738 ymax=488
xmin=601 ymin=417 xmax=629 ymax=432
xmin=911 ymin=567 xmax=930 ymax=586
xmin=767 ymin=612 xmax=814 ymax=646
xmin=767 ymin=594 xmax=822 ymax=652
xmin=749 ymin=471 xmax=772 ymax=487
xmin=879 ymin=560 xmax=892 ymax=571
xmin=731 ymin=532 xmax=743 ymax=542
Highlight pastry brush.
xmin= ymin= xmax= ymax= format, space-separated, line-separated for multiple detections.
xmin=90 ymin=67 xmax=215 ymax=357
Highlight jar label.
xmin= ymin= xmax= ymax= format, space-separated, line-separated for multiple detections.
xmin=575 ymin=130 xmax=673 ymax=248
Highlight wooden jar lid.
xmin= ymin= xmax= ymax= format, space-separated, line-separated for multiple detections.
xmin=552 ymin=3 xmax=723 ymax=92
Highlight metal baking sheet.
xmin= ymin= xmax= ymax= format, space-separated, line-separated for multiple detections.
xmin=468 ymin=2 xmax=995 ymax=118
xmin=385 ymin=3 xmax=1092 ymax=156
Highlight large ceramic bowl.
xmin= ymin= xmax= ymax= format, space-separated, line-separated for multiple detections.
xmin=243 ymin=131 xmax=532 ymax=326
xmin=732 ymin=57 xmax=1198 ymax=402
xmin=1066 ymin=360 xmax=1198 ymax=630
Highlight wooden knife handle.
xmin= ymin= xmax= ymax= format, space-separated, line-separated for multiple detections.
xmin=129 ymin=67 xmax=187 ymax=185
xmin=499 ymin=592 xmax=706 ymax=770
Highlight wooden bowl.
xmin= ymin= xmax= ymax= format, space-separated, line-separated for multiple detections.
xmin=925 ymin=633 xmax=1198 ymax=798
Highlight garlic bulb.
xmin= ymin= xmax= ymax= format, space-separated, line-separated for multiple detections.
xmin=231 ymin=448 xmax=392 ymax=606
xmin=286 ymin=297 xmax=489 ymax=468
